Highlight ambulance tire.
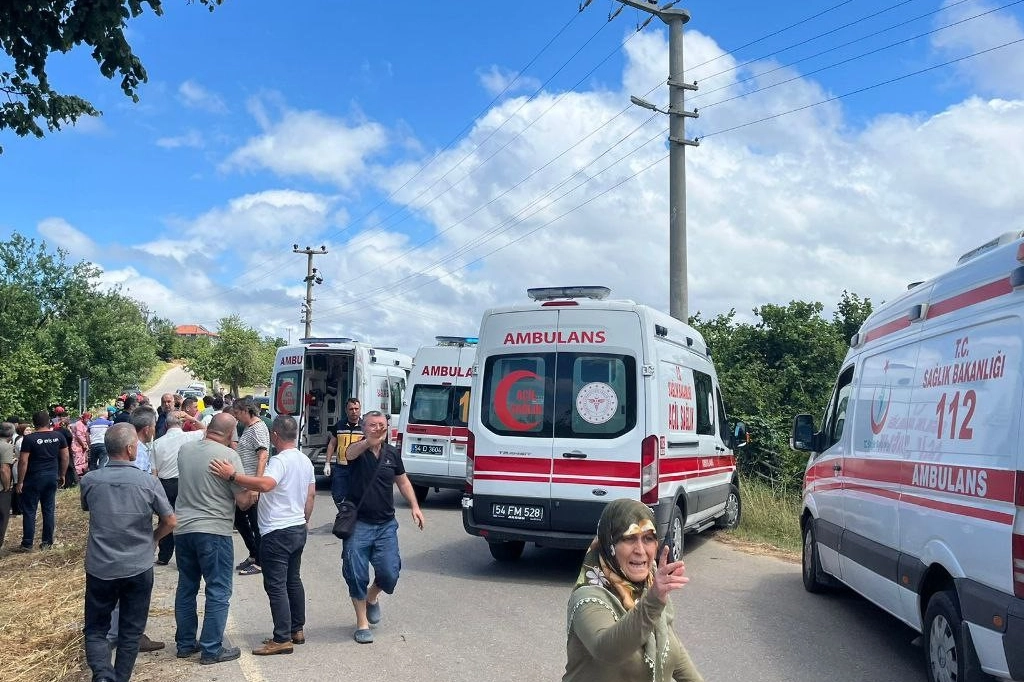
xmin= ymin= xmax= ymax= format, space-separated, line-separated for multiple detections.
xmin=412 ymin=484 xmax=429 ymax=504
xmin=666 ymin=505 xmax=684 ymax=563
xmin=923 ymin=590 xmax=993 ymax=682
xmin=715 ymin=484 xmax=742 ymax=529
xmin=801 ymin=520 xmax=831 ymax=594
xmin=488 ymin=540 xmax=525 ymax=562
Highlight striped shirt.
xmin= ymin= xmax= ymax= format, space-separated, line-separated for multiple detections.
xmin=237 ymin=420 xmax=270 ymax=475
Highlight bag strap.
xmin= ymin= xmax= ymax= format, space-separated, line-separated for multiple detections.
xmin=351 ymin=446 xmax=388 ymax=512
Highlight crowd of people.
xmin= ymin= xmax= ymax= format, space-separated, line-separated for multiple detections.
xmin=1 ymin=387 xmax=705 ymax=682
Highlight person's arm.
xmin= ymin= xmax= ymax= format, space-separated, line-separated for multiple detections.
xmin=394 ymin=473 xmax=425 ymax=529
xmin=209 ymin=458 xmax=279 ymax=493
xmin=345 ymin=434 xmax=379 ymax=461
xmin=234 ymin=489 xmax=258 ymax=510
xmin=570 ymin=589 xmax=668 ymax=664
xmin=0 ymin=461 xmax=11 ymax=491
xmin=324 ymin=434 xmax=336 ymax=476
xmin=304 ymin=482 xmax=315 ymax=523
xmin=154 ymin=513 xmax=177 ymax=542
xmin=16 ymin=450 xmax=27 ymax=491
xmin=256 ymin=447 xmax=269 ymax=477
xmin=57 ymin=446 xmax=69 ymax=486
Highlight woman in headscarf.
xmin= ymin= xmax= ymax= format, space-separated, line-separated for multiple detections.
xmin=562 ymin=498 xmax=703 ymax=682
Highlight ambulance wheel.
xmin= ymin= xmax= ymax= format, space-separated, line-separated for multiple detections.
xmin=802 ymin=520 xmax=830 ymax=594
xmin=488 ymin=540 xmax=525 ymax=562
xmin=924 ymin=590 xmax=992 ymax=682
xmin=715 ymin=484 xmax=741 ymax=529
xmin=412 ymin=484 xmax=429 ymax=504
xmin=666 ymin=506 xmax=684 ymax=563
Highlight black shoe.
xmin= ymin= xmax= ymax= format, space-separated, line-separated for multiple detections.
xmin=200 ymin=646 xmax=241 ymax=665
xmin=176 ymin=641 xmax=200 ymax=658
xmin=154 ymin=559 xmax=169 ymax=566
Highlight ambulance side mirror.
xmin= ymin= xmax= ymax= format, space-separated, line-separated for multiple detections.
xmin=731 ymin=422 xmax=748 ymax=449
xmin=790 ymin=414 xmax=817 ymax=452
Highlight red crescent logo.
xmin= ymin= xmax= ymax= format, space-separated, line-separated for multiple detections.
xmin=493 ymin=369 xmax=542 ymax=431
xmin=870 ymin=386 xmax=891 ymax=435
xmin=276 ymin=378 xmax=297 ymax=415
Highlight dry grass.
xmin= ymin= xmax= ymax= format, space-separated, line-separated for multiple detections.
xmin=718 ymin=477 xmax=803 ymax=558
xmin=0 ymin=489 xmax=88 ymax=682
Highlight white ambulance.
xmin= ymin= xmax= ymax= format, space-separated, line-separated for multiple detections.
xmin=462 ymin=286 xmax=746 ymax=562
xmin=793 ymin=231 xmax=1024 ymax=682
xmin=269 ymin=337 xmax=412 ymax=473
xmin=398 ymin=336 xmax=478 ymax=503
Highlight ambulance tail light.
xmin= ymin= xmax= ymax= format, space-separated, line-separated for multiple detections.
xmin=465 ymin=430 xmax=476 ymax=494
xmin=1014 ymin=533 xmax=1024 ymax=599
xmin=640 ymin=435 xmax=659 ymax=504
xmin=395 ymin=431 xmax=403 ymax=449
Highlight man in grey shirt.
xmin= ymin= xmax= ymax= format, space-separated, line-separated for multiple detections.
xmin=173 ymin=412 xmax=255 ymax=665
xmin=81 ymin=422 xmax=176 ymax=682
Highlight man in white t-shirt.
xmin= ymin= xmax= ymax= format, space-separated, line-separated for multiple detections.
xmin=209 ymin=415 xmax=314 ymax=656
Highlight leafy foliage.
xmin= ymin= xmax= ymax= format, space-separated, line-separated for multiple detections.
xmin=182 ymin=315 xmax=281 ymax=396
xmin=0 ymin=0 xmax=223 ymax=153
xmin=691 ymin=291 xmax=873 ymax=495
xmin=0 ymin=232 xmax=156 ymax=417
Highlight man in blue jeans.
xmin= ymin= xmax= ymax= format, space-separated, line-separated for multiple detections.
xmin=173 ymin=413 xmax=255 ymax=665
xmin=15 ymin=410 xmax=69 ymax=551
xmin=81 ymin=423 xmax=176 ymax=682
xmin=341 ymin=411 xmax=425 ymax=644
xmin=209 ymin=414 xmax=316 ymax=655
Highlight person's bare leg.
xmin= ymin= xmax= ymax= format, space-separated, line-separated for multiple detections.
xmin=366 ymin=583 xmax=382 ymax=607
xmin=351 ymin=598 xmax=369 ymax=630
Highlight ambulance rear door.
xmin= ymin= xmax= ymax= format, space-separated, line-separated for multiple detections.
xmin=475 ymin=310 xmax=557 ymax=531
xmin=549 ymin=308 xmax=643 ymax=535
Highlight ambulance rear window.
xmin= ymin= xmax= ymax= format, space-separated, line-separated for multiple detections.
xmin=273 ymin=369 xmax=301 ymax=417
xmin=409 ymin=386 xmax=471 ymax=427
xmin=482 ymin=352 xmax=636 ymax=438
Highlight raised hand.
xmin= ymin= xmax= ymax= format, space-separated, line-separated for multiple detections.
xmin=650 ymin=545 xmax=690 ymax=604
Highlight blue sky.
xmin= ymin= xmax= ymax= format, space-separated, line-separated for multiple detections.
xmin=3 ymin=0 xmax=1023 ymax=353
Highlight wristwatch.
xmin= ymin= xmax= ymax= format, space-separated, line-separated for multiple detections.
xmin=228 ymin=472 xmax=236 ymax=482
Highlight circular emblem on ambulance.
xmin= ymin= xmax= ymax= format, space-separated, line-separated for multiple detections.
xmin=870 ymin=386 xmax=891 ymax=435
xmin=575 ymin=382 xmax=618 ymax=425
xmin=277 ymin=377 xmax=297 ymax=415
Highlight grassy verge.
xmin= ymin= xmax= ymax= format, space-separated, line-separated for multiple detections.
xmin=142 ymin=361 xmax=177 ymax=393
xmin=1 ymin=489 xmax=88 ymax=682
xmin=719 ymin=477 xmax=802 ymax=557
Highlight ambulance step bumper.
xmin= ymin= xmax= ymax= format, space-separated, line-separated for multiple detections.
xmin=462 ymin=506 xmax=593 ymax=550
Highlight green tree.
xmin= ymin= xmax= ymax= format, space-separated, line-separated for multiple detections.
xmin=0 ymin=0 xmax=222 ymax=153
xmin=182 ymin=316 xmax=280 ymax=396
xmin=690 ymin=293 xmax=873 ymax=495
xmin=149 ymin=315 xmax=181 ymax=361
xmin=0 ymin=232 xmax=156 ymax=416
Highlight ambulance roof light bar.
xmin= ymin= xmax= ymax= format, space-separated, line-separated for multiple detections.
xmin=299 ymin=337 xmax=354 ymax=345
xmin=956 ymin=230 xmax=1024 ymax=266
xmin=527 ymin=286 xmax=611 ymax=302
xmin=435 ymin=336 xmax=479 ymax=346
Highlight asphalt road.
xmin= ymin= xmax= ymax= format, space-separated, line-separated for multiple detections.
xmin=145 ymin=365 xmax=198 ymax=403
xmin=135 ymin=483 xmax=929 ymax=682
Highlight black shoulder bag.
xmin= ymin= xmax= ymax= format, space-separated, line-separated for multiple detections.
xmin=332 ymin=450 xmax=386 ymax=540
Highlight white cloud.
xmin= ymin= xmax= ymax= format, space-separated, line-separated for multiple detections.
xmin=477 ymin=65 xmax=542 ymax=97
xmin=221 ymin=103 xmax=389 ymax=188
xmin=177 ymin=80 xmax=229 ymax=114
xmin=931 ymin=0 xmax=1024 ymax=97
xmin=36 ymin=217 xmax=96 ymax=261
xmin=156 ymin=129 xmax=205 ymax=149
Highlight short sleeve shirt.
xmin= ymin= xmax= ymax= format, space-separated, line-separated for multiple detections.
xmin=80 ymin=461 xmax=173 ymax=580
xmin=237 ymin=421 xmax=270 ymax=476
xmin=330 ymin=420 xmax=363 ymax=465
xmin=348 ymin=443 xmax=405 ymax=524
xmin=20 ymin=430 xmax=67 ymax=478
xmin=175 ymin=438 xmax=246 ymax=536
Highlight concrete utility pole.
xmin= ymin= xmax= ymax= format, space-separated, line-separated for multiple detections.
xmin=620 ymin=0 xmax=699 ymax=322
xmin=293 ymin=244 xmax=327 ymax=339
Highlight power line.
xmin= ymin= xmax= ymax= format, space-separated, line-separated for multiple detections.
xmin=697 ymin=35 xmax=1024 ymax=140
xmin=183 ymin=5 xmax=587 ymax=303
xmin=689 ymin=0 xmax=983 ymax=102
xmin=315 ymin=123 xmax=669 ymax=315
xmin=697 ymin=0 xmax=1024 ymax=112
xmin=690 ymin=0 xmax=920 ymax=83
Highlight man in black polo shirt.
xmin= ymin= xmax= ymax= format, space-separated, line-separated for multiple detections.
xmin=15 ymin=410 xmax=69 ymax=551
xmin=341 ymin=411 xmax=425 ymax=644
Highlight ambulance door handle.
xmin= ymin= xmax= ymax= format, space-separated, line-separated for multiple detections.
xmin=562 ymin=452 xmax=588 ymax=459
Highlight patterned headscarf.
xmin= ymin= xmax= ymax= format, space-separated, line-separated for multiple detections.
xmin=573 ymin=498 xmax=657 ymax=610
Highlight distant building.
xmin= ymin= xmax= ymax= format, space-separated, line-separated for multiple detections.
xmin=175 ymin=324 xmax=219 ymax=341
